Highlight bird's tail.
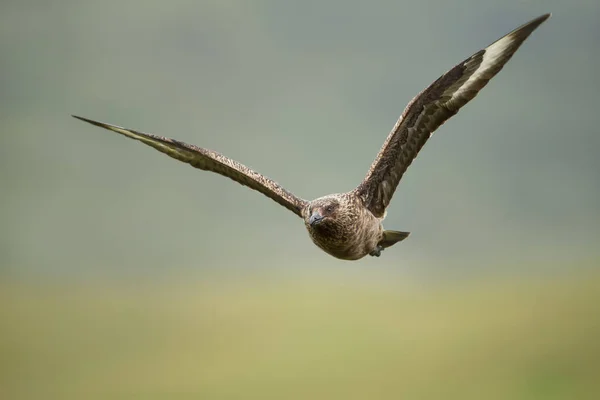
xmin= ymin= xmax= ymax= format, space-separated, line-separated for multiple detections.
xmin=379 ymin=230 xmax=410 ymax=249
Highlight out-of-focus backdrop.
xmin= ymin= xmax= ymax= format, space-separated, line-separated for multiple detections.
xmin=1 ymin=0 xmax=599 ymax=398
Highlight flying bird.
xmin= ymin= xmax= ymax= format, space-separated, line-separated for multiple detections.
xmin=73 ymin=14 xmax=550 ymax=260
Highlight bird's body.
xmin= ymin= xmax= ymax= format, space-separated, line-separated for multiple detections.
xmin=74 ymin=14 xmax=550 ymax=260
xmin=303 ymin=193 xmax=382 ymax=260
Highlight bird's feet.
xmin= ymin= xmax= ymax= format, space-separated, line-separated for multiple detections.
xmin=369 ymin=245 xmax=384 ymax=257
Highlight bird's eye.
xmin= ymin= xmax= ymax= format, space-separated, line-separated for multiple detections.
xmin=325 ymin=205 xmax=334 ymax=213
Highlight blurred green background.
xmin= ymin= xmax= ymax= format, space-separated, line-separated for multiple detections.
xmin=1 ymin=0 xmax=599 ymax=398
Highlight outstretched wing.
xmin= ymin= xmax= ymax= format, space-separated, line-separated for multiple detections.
xmin=73 ymin=116 xmax=308 ymax=217
xmin=356 ymin=14 xmax=550 ymax=218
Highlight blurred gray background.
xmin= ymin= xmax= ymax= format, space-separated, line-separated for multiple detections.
xmin=3 ymin=0 xmax=598 ymax=278
xmin=2 ymin=1 xmax=600 ymax=399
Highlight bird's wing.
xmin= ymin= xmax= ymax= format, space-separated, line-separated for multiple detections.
xmin=355 ymin=14 xmax=550 ymax=218
xmin=73 ymin=116 xmax=308 ymax=217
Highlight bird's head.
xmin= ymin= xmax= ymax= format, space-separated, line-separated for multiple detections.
xmin=304 ymin=195 xmax=344 ymax=229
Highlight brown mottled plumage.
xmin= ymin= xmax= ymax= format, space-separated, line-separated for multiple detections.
xmin=73 ymin=14 xmax=550 ymax=260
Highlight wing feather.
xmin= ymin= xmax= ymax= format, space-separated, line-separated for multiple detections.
xmin=356 ymin=14 xmax=550 ymax=217
xmin=73 ymin=116 xmax=307 ymax=217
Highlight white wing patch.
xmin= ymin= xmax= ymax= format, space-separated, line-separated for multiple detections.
xmin=451 ymin=33 xmax=516 ymax=102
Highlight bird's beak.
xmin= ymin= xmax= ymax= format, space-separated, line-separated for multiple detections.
xmin=309 ymin=211 xmax=324 ymax=226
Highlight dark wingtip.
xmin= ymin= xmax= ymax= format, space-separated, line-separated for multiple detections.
xmin=72 ymin=114 xmax=90 ymax=123
xmin=71 ymin=115 xmax=110 ymax=129
xmin=492 ymin=13 xmax=551 ymax=51
xmin=536 ymin=13 xmax=552 ymax=21
xmin=534 ymin=13 xmax=552 ymax=26
xmin=72 ymin=115 xmax=94 ymax=124
xmin=521 ymin=13 xmax=552 ymax=33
